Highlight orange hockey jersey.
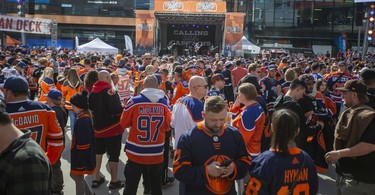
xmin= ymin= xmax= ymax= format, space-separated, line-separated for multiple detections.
xmin=6 ymin=100 xmax=64 ymax=165
xmin=120 ymin=91 xmax=171 ymax=165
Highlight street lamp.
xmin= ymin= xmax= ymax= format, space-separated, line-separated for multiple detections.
xmin=17 ymin=0 xmax=26 ymax=44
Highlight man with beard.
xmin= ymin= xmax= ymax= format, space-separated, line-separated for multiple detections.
xmin=325 ymin=80 xmax=375 ymax=195
xmin=173 ymin=96 xmax=251 ymax=195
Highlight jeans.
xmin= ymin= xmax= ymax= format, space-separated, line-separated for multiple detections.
xmin=69 ymin=110 xmax=77 ymax=135
xmin=123 ymin=160 xmax=163 ymax=195
xmin=337 ymin=175 xmax=375 ymax=195
xmin=52 ymin=158 xmax=64 ymax=193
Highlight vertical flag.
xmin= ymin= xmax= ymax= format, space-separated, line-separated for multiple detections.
xmin=75 ymin=36 xmax=79 ymax=49
xmin=124 ymin=35 xmax=133 ymax=55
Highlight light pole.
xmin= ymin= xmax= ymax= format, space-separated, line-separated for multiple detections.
xmin=17 ymin=0 xmax=26 ymax=45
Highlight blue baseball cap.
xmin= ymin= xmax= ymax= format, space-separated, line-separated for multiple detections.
xmin=46 ymin=89 xmax=62 ymax=101
xmin=267 ymin=64 xmax=277 ymax=71
xmin=4 ymin=77 xmax=29 ymax=91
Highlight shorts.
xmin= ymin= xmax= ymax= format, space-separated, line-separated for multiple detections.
xmin=95 ymin=134 xmax=122 ymax=162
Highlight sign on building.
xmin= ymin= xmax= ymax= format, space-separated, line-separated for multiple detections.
xmin=0 ymin=15 xmax=53 ymax=35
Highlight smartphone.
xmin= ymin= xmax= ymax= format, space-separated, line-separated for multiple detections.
xmin=220 ymin=159 xmax=232 ymax=167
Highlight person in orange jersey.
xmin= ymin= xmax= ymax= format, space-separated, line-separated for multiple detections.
xmin=231 ymin=83 xmax=265 ymax=158
xmin=37 ymin=67 xmax=55 ymax=103
xmin=61 ymin=69 xmax=84 ymax=135
xmin=4 ymin=76 xmax=64 ymax=168
xmin=170 ymin=65 xmax=190 ymax=105
xmin=70 ymin=90 xmax=96 ymax=195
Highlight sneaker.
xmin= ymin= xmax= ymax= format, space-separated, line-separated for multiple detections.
xmin=162 ymin=177 xmax=175 ymax=188
xmin=143 ymin=188 xmax=151 ymax=195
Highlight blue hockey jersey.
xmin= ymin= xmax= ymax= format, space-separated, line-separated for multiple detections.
xmin=246 ymin=148 xmax=318 ymax=195
xmin=173 ymin=122 xmax=251 ymax=195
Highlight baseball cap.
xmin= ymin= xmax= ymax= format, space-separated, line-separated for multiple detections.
xmin=267 ymin=64 xmax=277 ymax=71
xmin=299 ymin=74 xmax=315 ymax=84
xmin=225 ymin=61 xmax=233 ymax=68
xmin=46 ymin=89 xmax=62 ymax=101
xmin=338 ymin=61 xmax=347 ymax=66
xmin=211 ymin=73 xmax=225 ymax=84
xmin=241 ymin=75 xmax=262 ymax=90
xmin=337 ymin=80 xmax=367 ymax=95
xmin=4 ymin=77 xmax=29 ymax=91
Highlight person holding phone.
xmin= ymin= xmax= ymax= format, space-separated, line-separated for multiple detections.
xmin=173 ymin=96 xmax=251 ymax=195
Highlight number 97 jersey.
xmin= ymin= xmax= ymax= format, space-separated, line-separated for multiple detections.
xmin=120 ymin=93 xmax=171 ymax=165
xmin=246 ymin=148 xmax=318 ymax=195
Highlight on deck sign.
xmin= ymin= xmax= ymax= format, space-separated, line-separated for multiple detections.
xmin=0 ymin=15 xmax=53 ymax=35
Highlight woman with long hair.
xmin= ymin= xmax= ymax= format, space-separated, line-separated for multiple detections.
xmin=84 ymin=70 xmax=99 ymax=94
xmin=38 ymin=67 xmax=55 ymax=102
xmin=61 ymin=69 xmax=84 ymax=135
xmin=245 ymin=109 xmax=318 ymax=195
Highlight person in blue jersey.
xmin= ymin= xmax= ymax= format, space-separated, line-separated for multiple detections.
xmin=171 ymin=75 xmax=207 ymax=148
xmin=173 ymin=96 xmax=251 ymax=195
xmin=246 ymin=109 xmax=318 ymax=195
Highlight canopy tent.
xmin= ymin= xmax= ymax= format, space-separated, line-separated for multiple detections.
xmin=231 ymin=36 xmax=261 ymax=56
xmin=77 ymin=38 xmax=118 ymax=55
xmin=6 ymin=35 xmax=22 ymax=46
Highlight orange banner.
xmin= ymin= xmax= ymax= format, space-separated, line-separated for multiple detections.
xmin=224 ymin=12 xmax=244 ymax=45
xmin=223 ymin=12 xmax=244 ymax=57
xmin=154 ymin=0 xmax=226 ymax=13
xmin=135 ymin=10 xmax=155 ymax=55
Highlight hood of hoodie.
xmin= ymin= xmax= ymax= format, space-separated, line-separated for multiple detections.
xmin=92 ymin=81 xmax=112 ymax=93
xmin=116 ymin=68 xmax=129 ymax=75
xmin=141 ymin=88 xmax=165 ymax=103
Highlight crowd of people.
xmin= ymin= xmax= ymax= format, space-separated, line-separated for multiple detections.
xmin=0 ymin=45 xmax=375 ymax=195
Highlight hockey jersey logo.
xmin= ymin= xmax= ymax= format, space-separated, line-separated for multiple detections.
xmin=205 ymin=155 xmax=233 ymax=195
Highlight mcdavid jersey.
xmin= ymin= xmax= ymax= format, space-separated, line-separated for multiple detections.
xmin=120 ymin=94 xmax=171 ymax=165
xmin=246 ymin=148 xmax=318 ymax=195
xmin=6 ymin=100 xmax=64 ymax=164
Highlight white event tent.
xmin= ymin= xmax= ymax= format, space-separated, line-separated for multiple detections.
xmin=77 ymin=38 xmax=118 ymax=55
xmin=232 ymin=36 xmax=261 ymax=56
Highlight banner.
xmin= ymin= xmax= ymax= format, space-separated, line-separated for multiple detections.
xmin=166 ymin=24 xmax=215 ymax=47
xmin=154 ymin=0 xmax=226 ymax=13
xmin=334 ymin=33 xmax=347 ymax=57
xmin=124 ymin=35 xmax=133 ymax=55
xmin=0 ymin=15 xmax=53 ymax=35
xmin=223 ymin=13 xmax=244 ymax=56
xmin=135 ymin=10 xmax=155 ymax=55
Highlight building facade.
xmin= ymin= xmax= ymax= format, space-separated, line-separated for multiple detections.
xmin=2 ymin=0 xmax=366 ymax=56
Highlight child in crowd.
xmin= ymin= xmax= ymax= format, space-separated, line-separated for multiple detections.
xmin=69 ymin=90 xmax=96 ymax=195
